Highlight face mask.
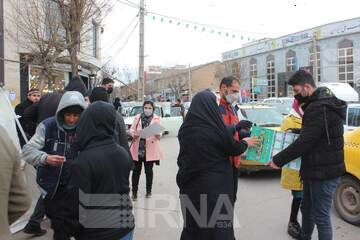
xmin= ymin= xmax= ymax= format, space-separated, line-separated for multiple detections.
xmin=225 ymin=92 xmax=239 ymax=105
xmin=144 ymin=109 xmax=153 ymax=117
xmin=107 ymin=87 xmax=113 ymax=94
xmin=63 ymin=123 xmax=77 ymax=130
xmin=294 ymin=93 xmax=309 ymax=104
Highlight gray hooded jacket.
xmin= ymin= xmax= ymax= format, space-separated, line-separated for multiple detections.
xmin=22 ymin=91 xmax=87 ymax=167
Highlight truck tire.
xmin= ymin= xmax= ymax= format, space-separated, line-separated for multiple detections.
xmin=334 ymin=175 xmax=360 ymax=226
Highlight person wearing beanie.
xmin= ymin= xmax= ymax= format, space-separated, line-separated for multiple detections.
xmin=15 ymin=88 xmax=41 ymax=147
xmin=23 ymin=76 xmax=88 ymax=125
xmin=22 ymin=91 xmax=87 ymax=240
xmin=89 ymin=87 xmax=132 ymax=162
xmin=89 ymin=87 xmax=109 ymax=103
xmin=64 ymin=76 xmax=88 ymax=98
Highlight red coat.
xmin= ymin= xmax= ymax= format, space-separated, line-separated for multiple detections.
xmin=129 ymin=114 xmax=163 ymax=161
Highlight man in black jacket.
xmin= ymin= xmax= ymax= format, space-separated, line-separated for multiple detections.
xmin=15 ymin=88 xmax=41 ymax=147
xmin=270 ymin=70 xmax=346 ymax=240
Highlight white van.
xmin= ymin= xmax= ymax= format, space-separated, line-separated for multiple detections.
xmin=320 ymin=83 xmax=360 ymax=131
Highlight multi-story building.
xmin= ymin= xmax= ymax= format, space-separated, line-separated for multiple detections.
xmin=144 ymin=61 xmax=226 ymax=101
xmin=0 ymin=0 xmax=103 ymax=105
xmin=222 ymin=17 xmax=360 ymax=100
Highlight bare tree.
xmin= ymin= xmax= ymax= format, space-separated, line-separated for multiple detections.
xmin=56 ymin=0 xmax=112 ymax=76
xmin=7 ymin=0 xmax=66 ymax=90
xmin=168 ymin=78 xmax=186 ymax=99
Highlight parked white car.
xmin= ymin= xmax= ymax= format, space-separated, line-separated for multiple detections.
xmin=124 ymin=105 xmax=183 ymax=138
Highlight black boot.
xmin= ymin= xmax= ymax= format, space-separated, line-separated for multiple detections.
xmin=146 ymin=190 xmax=152 ymax=198
xmin=23 ymin=223 xmax=47 ymax=237
xmin=287 ymin=221 xmax=302 ymax=239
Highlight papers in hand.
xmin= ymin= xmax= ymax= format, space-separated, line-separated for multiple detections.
xmin=140 ymin=123 xmax=165 ymax=139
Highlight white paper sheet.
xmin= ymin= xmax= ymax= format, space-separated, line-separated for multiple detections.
xmin=140 ymin=123 xmax=165 ymax=139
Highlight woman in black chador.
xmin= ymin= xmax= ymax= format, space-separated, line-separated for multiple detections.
xmin=177 ymin=90 xmax=258 ymax=240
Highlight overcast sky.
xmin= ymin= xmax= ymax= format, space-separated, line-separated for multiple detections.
xmin=101 ymin=0 xmax=360 ymax=81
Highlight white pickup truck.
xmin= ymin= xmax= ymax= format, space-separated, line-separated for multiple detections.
xmin=124 ymin=104 xmax=183 ymax=138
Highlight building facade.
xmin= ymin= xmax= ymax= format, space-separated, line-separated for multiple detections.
xmin=1 ymin=0 xmax=103 ymax=105
xmin=222 ymin=17 xmax=360 ymax=100
xmin=120 ymin=62 xmax=226 ymax=102
xmin=145 ymin=61 xmax=226 ymax=102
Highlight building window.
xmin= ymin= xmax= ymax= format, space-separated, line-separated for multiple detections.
xmin=309 ymin=45 xmax=321 ymax=82
xmin=92 ymin=22 xmax=98 ymax=58
xmin=338 ymin=39 xmax=354 ymax=87
xmin=232 ymin=62 xmax=239 ymax=78
xmin=266 ymin=54 xmax=276 ymax=97
xmin=286 ymin=50 xmax=297 ymax=72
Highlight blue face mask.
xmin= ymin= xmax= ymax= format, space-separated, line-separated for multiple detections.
xmin=63 ymin=123 xmax=77 ymax=130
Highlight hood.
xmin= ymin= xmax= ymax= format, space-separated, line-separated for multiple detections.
xmin=305 ymin=87 xmax=347 ymax=120
xmin=56 ymin=91 xmax=87 ymax=131
xmin=76 ymin=101 xmax=116 ymax=151
xmin=64 ymin=78 xmax=88 ymax=97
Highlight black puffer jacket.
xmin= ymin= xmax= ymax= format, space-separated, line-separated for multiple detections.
xmin=273 ymin=87 xmax=347 ymax=180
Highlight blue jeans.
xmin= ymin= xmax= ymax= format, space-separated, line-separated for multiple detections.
xmin=301 ymin=177 xmax=340 ymax=240
xmin=120 ymin=230 xmax=134 ymax=240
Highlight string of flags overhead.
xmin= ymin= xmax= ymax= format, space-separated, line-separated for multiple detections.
xmin=148 ymin=14 xmax=260 ymax=42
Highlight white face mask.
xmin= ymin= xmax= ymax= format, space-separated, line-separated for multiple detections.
xmin=225 ymin=92 xmax=239 ymax=105
xmin=144 ymin=109 xmax=153 ymax=117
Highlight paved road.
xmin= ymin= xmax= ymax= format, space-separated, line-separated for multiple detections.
xmin=14 ymin=135 xmax=360 ymax=239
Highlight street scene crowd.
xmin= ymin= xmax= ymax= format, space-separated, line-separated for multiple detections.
xmin=1 ymin=69 xmax=357 ymax=240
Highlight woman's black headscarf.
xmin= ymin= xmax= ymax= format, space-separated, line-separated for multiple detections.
xmin=179 ymin=90 xmax=234 ymax=142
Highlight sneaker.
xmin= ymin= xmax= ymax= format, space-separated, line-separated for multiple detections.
xmin=146 ymin=191 xmax=152 ymax=198
xmin=287 ymin=221 xmax=301 ymax=239
xmin=132 ymin=192 xmax=137 ymax=201
xmin=23 ymin=224 xmax=47 ymax=237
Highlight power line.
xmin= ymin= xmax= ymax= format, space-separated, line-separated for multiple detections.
xmin=100 ymin=68 xmax=138 ymax=93
xmin=101 ymin=13 xmax=139 ymax=54
xmin=123 ymin=0 xmax=138 ymax=7
xmin=114 ymin=0 xmax=139 ymax=9
xmin=101 ymin=20 xmax=139 ymax=69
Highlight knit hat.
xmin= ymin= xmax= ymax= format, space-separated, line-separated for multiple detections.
xmin=90 ymin=87 xmax=109 ymax=103
xmin=64 ymin=76 xmax=88 ymax=97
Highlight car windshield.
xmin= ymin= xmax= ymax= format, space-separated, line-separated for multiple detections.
xmin=130 ymin=106 xmax=161 ymax=117
xmin=170 ymin=106 xmax=182 ymax=117
xmin=241 ymin=108 xmax=283 ymax=127
xmin=184 ymin=102 xmax=191 ymax=110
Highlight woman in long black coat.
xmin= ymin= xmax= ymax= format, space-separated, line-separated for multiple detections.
xmin=177 ymin=90 xmax=256 ymax=240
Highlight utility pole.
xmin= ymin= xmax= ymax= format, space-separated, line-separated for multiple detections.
xmin=138 ymin=0 xmax=145 ymax=101
xmin=312 ymin=35 xmax=318 ymax=86
xmin=0 ymin=0 xmax=4 ymax=88
xmin=188 ymin=64 xmax=192 ymax=100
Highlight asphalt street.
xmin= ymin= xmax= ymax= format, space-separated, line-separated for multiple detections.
xmin=14 ymin=135 xmax=360 ymax=240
